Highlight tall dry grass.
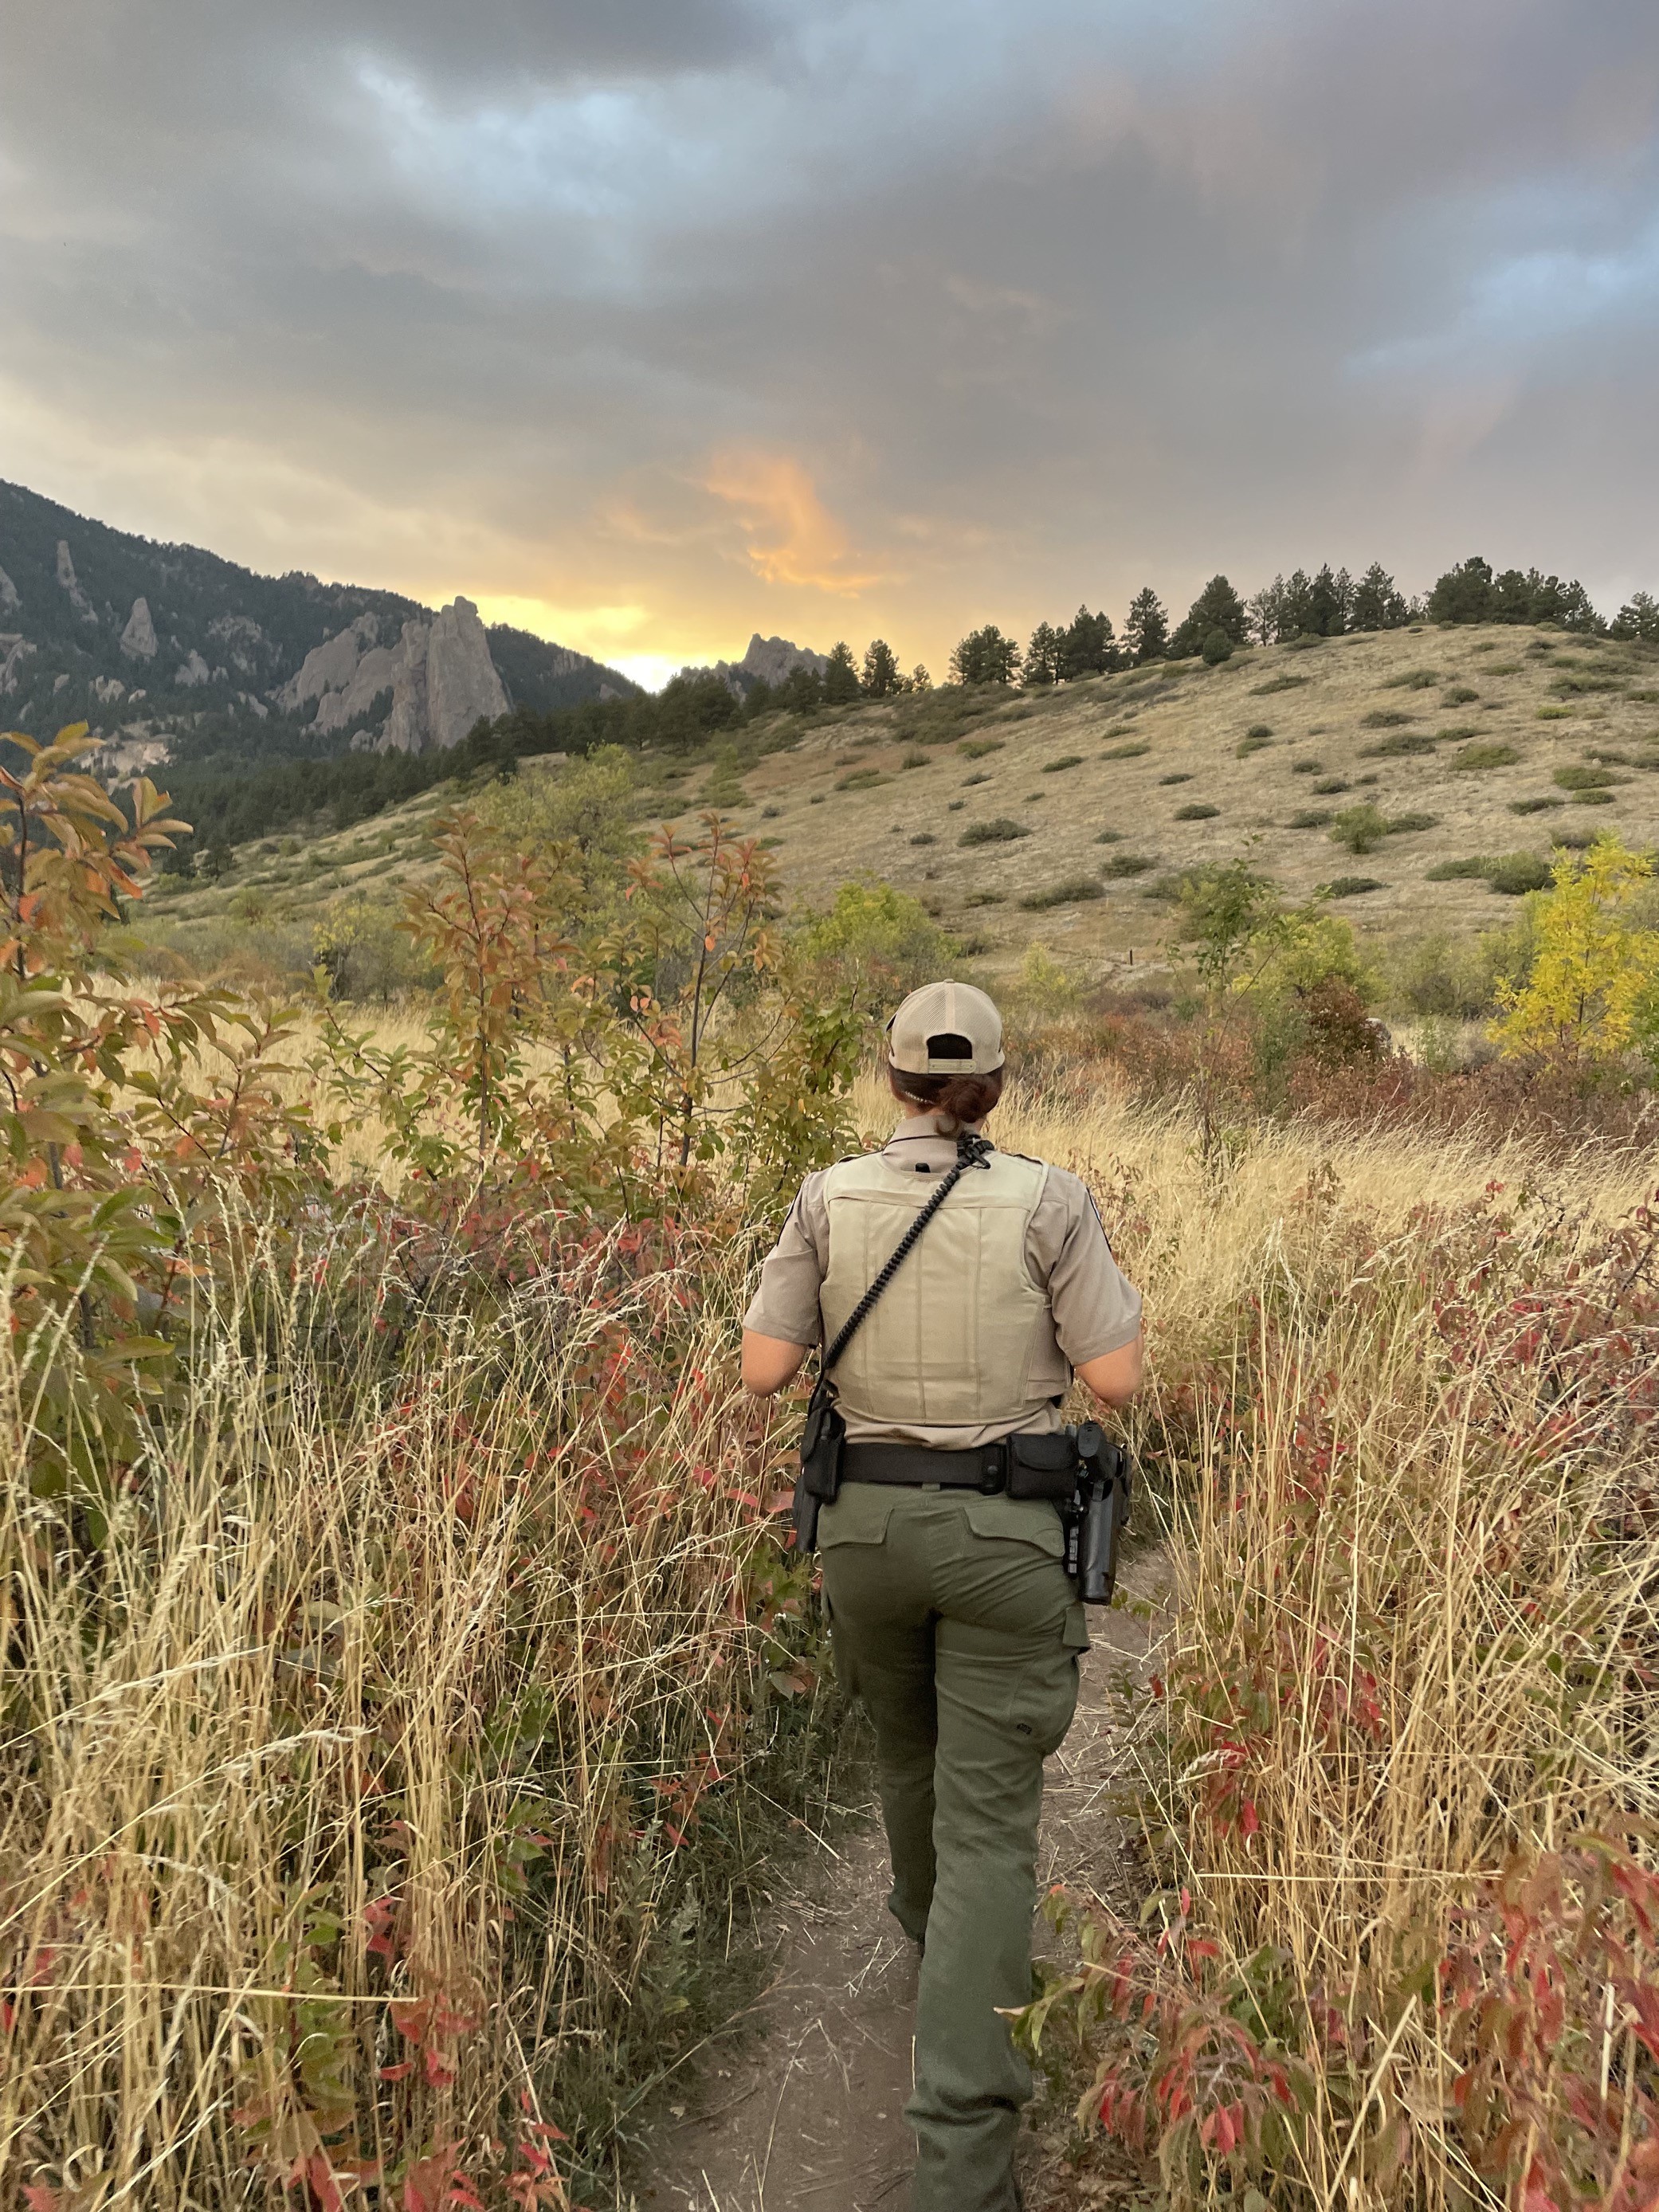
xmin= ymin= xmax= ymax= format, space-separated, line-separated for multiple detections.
xmin=0 ymin=1206 xmax=825 ymax=2208
xmin=977 ymin=1062 xmax=1659 ymax=2203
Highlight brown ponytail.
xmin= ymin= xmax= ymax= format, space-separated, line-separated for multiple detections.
xmin=888 ymin=1062 xmax=1005 ymax=1135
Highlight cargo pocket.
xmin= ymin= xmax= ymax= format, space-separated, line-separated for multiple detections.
xmin=816 ymin=1489 xmax=897 ymax=1549
xmin=1006 ymin=1638 xmax=1082 ymax=1757
xmin=961 ymin=1494 xmax=1065 ymax=1558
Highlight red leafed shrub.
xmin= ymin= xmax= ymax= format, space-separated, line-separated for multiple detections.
xmin=1442 ymin=1837 xmax=1659 ymax=2211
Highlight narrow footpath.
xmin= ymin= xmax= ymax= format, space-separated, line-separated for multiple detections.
xmin=638 ymin=1559 xmax=1160 ymax=2212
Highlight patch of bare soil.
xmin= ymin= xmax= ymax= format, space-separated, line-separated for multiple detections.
xmin=637 ymin=1553 xmax=1166 ymax=2212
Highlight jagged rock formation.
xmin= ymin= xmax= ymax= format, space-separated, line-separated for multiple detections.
xmin=410 ymin=597 xmax=509 ymax=752
xmin=0 ymin=637 xmax=35 ymax=694
xmin=56 ymin=541 xmax=97 ymax=626
xmin=0 ymin=477 xmax=638 ymax=761
xmin=708 ymin=633 xmax=830 ymax=694
xmin=286 ymin=598 xmax=508 ymax=752
xmin=741 ymin=633 xmax=828 ymax=683
xmin=120 ymin=597 xmax=158 ymax=660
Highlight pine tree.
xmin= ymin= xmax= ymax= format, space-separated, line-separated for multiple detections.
xmin=823 ymin=641 xmax=861 ymax=704
xmin=860 ymin=638 xmax=901 ymax=696
xmin=1057 ymin=606 xmax=1117 ymax=679
xmin=1278 ymin=570 xmax=1316 ymax=637
xmin=1167 ymin=575 xmax=1249 ymax=659
xmin=1022 ymin=622 xmax=1062 ymax=687
xmin=1247 ymin=578 xmax=1286 ymax=647
xmin=1305 ymin=564 xmax=1351 ymax=636
xmin=1124 ymin=587 xmax=1168 ymax=665
xmin=1426 ymin=556 xmax=1495 ymax=625
xmin=950 ymin=626 xmax=1020 ymax=685
xmin=1611 ymin=591 xmax=1659 ymax=643
xmin=1349 ymin=563 xmax=1407 ymax=631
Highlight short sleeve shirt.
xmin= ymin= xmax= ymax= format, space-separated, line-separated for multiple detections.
xmin=742 ymin=1114 xmax=1143 ymax=1447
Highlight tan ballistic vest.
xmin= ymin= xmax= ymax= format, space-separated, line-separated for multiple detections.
xmin=819 ymin=1150 xmax=1066 ymax=1429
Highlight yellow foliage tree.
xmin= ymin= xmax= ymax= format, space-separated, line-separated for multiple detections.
xmin=1489 ymin=834 xmax=1659 ymax=1073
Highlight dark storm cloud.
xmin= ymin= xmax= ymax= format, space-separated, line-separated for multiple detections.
xmin=4 ymin=0 xmax=1659 ymax=674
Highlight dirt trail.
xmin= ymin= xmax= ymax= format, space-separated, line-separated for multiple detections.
xmin=638 ymin=1562 xmax=1159 ymax=2212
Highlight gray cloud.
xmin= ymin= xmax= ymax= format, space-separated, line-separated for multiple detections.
xmin=5 ymin=0 xmax=1659 ymax=674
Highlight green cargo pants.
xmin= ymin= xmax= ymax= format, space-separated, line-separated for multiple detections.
xmin=818 ymin=1484 xmax=1088 ymax=2212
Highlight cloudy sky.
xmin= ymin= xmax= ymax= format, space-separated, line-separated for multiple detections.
xmin=5 ymin=1 xmax=1659 ymax=683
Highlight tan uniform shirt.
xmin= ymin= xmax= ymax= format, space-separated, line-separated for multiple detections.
xmin=743 ymin=1114 xmax=1143 ymax=1448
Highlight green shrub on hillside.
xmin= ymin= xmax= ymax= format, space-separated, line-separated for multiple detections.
xmin=959 ymin=817 xmax=1030 ymax=845
xmin=1382 ymin=669 xmax=1440 ymax=689
xmin=1452 ymin=743 xmax=1521 ymax=771
xmin=1362 ymin=708 xmax=1416 ymax=728
xmin=1554 ymin=764 xmax=1622 ymax=790
xmin=1361 ymin=731 xmax=1438 ymax=757
xmin=1021 ymin=875 xmax=1105 ymax=909
xmin=1510 ymin=796 xmax=1564 ymax=813
xmin=1100 ymin=852 xmax=1158 ymax=877
xmin=1042 ymin=754 xmax=1084 ymax=773
xmin=1252 ymin=674 xmax=1308 ymax=695
xmin=1322 ymin=876 xmax=1384 ymax=897
xmin=1102 ymin=739 xmax=1151 ymax=759
xmin=1443 ymin=685 xmax=1481 ymax=704
xmin=1174 ymin=802 xmax=1221 ymax=820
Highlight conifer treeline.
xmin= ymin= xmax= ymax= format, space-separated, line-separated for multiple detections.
xmin=157 ymin=553 xmax=1659 ymax=852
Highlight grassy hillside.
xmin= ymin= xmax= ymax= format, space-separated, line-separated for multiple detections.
xmin=139 ymin=621 xmax=1659 ymax=986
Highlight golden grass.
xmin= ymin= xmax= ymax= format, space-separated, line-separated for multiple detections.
xmin=6 ymin=1035 xmax=1654 ymax=2206
xmin=0 ymin=1212 xmax=818 ymax=2206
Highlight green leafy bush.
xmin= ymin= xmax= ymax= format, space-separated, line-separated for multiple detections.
xmin=1361 ymin=732 xmax=1438 ymax=757
xmin=1322 ymin=875 xmax=1383 ymax=896
xmin=1020 ymin=875 xmax=1105 ymax=909
xmin=1554 ymin=764 xmax=1622 ymax=790
xmin=1452 ymin=743 xmax=1521 ymax=771
xmin=1042 ymin=754 xmax=1084 ymax=773
xmin=1100 ymin=852 xmax=1158 ymax=878
xmin=1174 ymin=802 xmax=1221 ymax=820
xmin=1361 ymin=708 xmax=1416 ymax=728
xmin=959 ymin=817 xmax=1030 ymax=845
xmin=1488 ymin=850 xmax=1552 ymax=894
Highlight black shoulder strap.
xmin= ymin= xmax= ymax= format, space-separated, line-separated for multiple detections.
xmin=821 ymin=1131 xmax=993 ymax=1377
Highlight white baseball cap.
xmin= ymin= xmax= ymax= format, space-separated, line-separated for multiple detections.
xmin=887 ymin=979 xmax=1005 ymax=1075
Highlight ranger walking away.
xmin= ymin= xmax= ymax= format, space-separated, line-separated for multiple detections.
xmin=742 ymin=981 xmax=1144 ymax=2212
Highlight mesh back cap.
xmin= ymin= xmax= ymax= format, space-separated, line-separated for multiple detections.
xmin=888 ymin=979 xmax=1005 ymax=1075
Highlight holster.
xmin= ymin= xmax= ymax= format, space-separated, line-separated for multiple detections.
xmin=792 ymin=1377 xmax=845 ymax=1554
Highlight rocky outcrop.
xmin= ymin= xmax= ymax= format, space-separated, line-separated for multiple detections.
xmin=207 ymin=613 xmax=269 ymax=675
xmin=0 ymin=565 xmax=19 ymax=615
xmin=120 ymin=597 xmax=158 ymax=660
xmin=91 ymin=676 xmax=127 ymax=705
xmin=293 ymin=598 xmax=509 ymax=754
xmin=56 ymin=540 xmax=97 ymax=625
xmin=422 ymin=597 xmax=509 ymax=750
xmin=708 ymin=633 xmax=829 ymax=693
xmin=174 ymin=649 xmax=210 ymax=688
xmin=0 ymin=637 xmax=35 ymax=694
xmin=740 ymin=633 xmax=827 ymax=683
xmin=277 ymin=613 xmax=400 ymax=736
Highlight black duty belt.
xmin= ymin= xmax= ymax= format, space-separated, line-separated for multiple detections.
xmin=841 ymin=1439 xmax=1012 ymax=1490
xmin=840 ymin=1430 xmax=1080 ymax=1501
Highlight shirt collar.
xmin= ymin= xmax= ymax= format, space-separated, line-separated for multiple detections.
xmin=885 ymin=1112 xmax=994 ymax=1147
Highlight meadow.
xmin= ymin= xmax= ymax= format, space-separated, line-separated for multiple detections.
xmin=5 ymin=722 xmax=1659 ymax=2210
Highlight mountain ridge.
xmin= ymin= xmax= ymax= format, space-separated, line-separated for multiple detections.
xmin=0 ymin=479 xmax=639 ymax=765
